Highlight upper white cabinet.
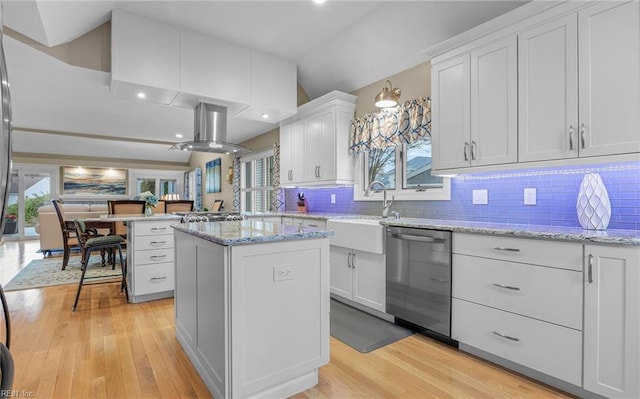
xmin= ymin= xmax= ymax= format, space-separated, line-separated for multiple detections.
xmin=111 ymin=10 xmax=296 ymax=122
xmin=180 ymin=30 xmax=251 ymax=106
xmin=430 ymin=1 xmax=640 ymax=174
xmin=519 ymin=2 xmax=640 ymax=162
xmin=279 ymin=91 xmax=357 ymax=187
xmin=583 ymin=244 xmax=640 ymax=398
xmin=432 ymin=36 xmax=517 ymax=171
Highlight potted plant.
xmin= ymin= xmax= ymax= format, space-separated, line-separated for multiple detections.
xmin=3 ymin=214 xmax=17 ymax=234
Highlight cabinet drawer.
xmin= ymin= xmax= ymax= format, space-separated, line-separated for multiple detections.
xmin=452 ymin=299 xmax=582 ymax=386
xmin=134 ymin=262 xmax=174 ymax=295
xmin=133 ymin=248 xmax=175 ymax=266
xmin=302 ymin=219 xmax=326 ymax=229
xmin=453 ymin=254 xmax=583 ymax=330
xmin=135 ymin=221 xmax=176 ymax=236
xmin=453 ymin=233 xmax=582 ymax=271
xmin=135 ymin=234 xmax=174 ymax=250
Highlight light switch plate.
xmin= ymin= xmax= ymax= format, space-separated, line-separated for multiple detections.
xmin=331 ymin=194 xmax=336 ymax=204
xmin=524 ymin=188 xmax=537 ymax=205
xmin=472 ymin=189 xmax=488 ymax=205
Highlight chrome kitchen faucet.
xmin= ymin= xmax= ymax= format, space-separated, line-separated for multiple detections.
xmin=366 ymin=180 xmax=395 ymax=218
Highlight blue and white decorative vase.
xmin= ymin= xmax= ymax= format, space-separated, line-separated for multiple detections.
xmin=576 ymin=173 xmax=611 ymax=230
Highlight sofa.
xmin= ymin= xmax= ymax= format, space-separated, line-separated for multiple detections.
xmin=36 ymin=203 xmax=110 ymax=254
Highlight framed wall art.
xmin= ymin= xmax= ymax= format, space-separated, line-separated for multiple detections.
xmin=62 ymin=166 xmax=127 ymax=196
xmin=206 ymin=158 xmax=221 ymax=193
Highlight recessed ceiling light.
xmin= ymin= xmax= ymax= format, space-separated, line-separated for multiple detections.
xmin=137 ymin=92 xmax=146 ymax=99
xmin=262 ymin=113 xmax=269 ymax=119
xmin=175 ymin=133 xmax=183 ymax=138
xmin=313 ymin=0 xmax=326 ymax=4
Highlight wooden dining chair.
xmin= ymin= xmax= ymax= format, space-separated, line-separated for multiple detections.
xmin=212 ymin=199 xmax=223 ymax=212
xmin=164 ymin=200 xmax=194 ymax=213
xmin=107 ymin=200 xmax=146 ymax=237
xmin=51 ymin=199 xmax=80 ymax=270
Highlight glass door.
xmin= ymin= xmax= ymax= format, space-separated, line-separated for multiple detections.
xmin=3 ymin=169 xmax=52 ymax=240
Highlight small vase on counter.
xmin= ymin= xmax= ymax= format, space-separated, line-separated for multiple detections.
xmin=576 ymin=172 xmax=611 ymax=230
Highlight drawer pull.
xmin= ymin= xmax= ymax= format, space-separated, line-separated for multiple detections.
xmin=150 ymin=227 xmax=167 ymax=232
xmin=150 ymin=276 xmax=167 ymax=281
xmin=492 ymin=247 xmax=520 ymax=252
xmin=149 ymin=241 xmax=167 ymax=246
xmin=492 ymin=283 xmax=520 ymax=291
xmin=149 ymin=255 xmax=167 ymax=260
xmin=587 ymin=254 xmax=593 ymax=284
xmin=492 ymin=331 xmax=520 ymax=342
xmin=429 ymin=277 xmax=448 ymax=283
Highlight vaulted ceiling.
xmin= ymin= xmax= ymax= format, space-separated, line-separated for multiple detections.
xmin=2 ymin=1 xmax=527 ymax=164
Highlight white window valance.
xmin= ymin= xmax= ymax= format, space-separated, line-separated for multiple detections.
xmin=349 ymin=97 xmax=431 ymax=154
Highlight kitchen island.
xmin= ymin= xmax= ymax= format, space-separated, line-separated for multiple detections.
xmin=172 ymin=220 xmax=331 ymax=399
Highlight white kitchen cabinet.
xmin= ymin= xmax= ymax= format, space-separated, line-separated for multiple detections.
xmin=279 ymin=91 xmax=357 ymax=187
xmin=519 ymin=2 xmax=640 ymax=162
xmin=330 ymin=246 xmax=385 ymax=312
xmin=127 ymin=219 xmax=176 ymax=303
xmin=578 ymin=1 xmax=640 ymax=158
xmin=279 ymin=120 xmax=305 ymax=185
xmin=180 ymin=30 xmax=251 ymax=106
xmin=583 ymin=244 xmax=640 ymax=398
xmin=281 ymin=217 xmax=326 ymax=230
xmin=452 ymin=233 xmax=583 ymax=386
xmin=432 ymin=36 xmax=517 ymax=171
xmin=111 ymin=10 xmax=181 ymax=105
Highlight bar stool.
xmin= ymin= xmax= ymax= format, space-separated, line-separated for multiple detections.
xmin=72 ymin=219 xmax=129 ymax=311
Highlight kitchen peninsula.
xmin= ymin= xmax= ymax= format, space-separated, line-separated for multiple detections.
xmin=172 ymin=220 xmax=331 ymax=399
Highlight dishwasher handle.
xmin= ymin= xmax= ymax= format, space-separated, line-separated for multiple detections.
xmin=388 ymin=232 xmax=446 ymax=244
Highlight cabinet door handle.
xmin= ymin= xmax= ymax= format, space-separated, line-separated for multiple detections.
xmin=471 ymin=140 xmax=477 ymax=161
xmin=288 ymin=170 xmax=292 ymax=181
xmin=351 ymin=252 xmax=356 ymax=269
xmin=588 ymin=254 xmax=593 ymax=284
xmin=492 ymin=331 xmax=520 ymax=342
xmin=150 ymin=254 xmax=167 ymax=260
xmin=569 ymin=125 xmax=575 ymax=150
xmin=149 ymin=240 xmax=167 ymax=246
xmin=317 ymin=166 xmax=321 ymax=178
xmin=463 ymin=142 xmax=469 ymax=161
xmin=580 ymin=124 xmax=586 ymax=149
xmin=150 ymin=227 xmax=167 ymax=232
xmin=347 ymin=252 xmax=352 ymax=268
xmin=493 ymin=283 xmax=521 ymax=291
xmin=150 ymin=276 xmax=167 ymax=281
xmin=492 ymin=247 xmax=520 ymax=252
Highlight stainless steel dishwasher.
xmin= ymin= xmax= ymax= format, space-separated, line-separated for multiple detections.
xmin=386 ymin=226 xmax=452 ymax=339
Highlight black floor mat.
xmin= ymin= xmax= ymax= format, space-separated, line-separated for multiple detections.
xmin=330 ymin=299 xmax=413 ymax=353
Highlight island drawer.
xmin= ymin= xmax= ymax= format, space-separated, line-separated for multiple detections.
xmin=453 ymin=254 xmax=583 ymax=330
xmin=134 ymin=221 xmax=175 ymax=236
xmin=453 ymin=233 xmax=582 ymax=271
xmin=134 ymin=234 xmax=175 ymax=250
xmin=452 ymin=298 xmax=582 ymax=386
xmin=133 ymin=248 xmax=175 ymax=266
xmin=134 ymin=262 xmax=174 ymax=295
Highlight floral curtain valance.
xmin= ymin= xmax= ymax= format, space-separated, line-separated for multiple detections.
xmin=349 ymin=97 xmax=431 ymax=154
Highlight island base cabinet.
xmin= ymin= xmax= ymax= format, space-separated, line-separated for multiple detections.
xmin=584 ymin=245 xmax=640 ymax=398
xmin=452 ymin=299 xmax=582 ymax=386
xmin=174 ymin=230 xmax=330 ymax=399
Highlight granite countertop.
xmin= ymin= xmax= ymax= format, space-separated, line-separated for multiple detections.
xmin=380 ymin=218 xmax=640 ymax=246
xmin=99 ymin=214 xmax=182 ymax=222
xmin=172 ymin=219 xmax=334 ymax=246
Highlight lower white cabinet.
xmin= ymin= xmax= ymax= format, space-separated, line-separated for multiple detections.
xmin=127 ymin=219 xmax=176 ymax=303
xmin=583 ymin=244 xmax=640 ymax=398
xmin=330 ymin=246 xmax=385 ymax=312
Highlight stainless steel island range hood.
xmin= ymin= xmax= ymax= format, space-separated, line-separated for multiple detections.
xmin=169 ymin=102 xmax=249 ymax=154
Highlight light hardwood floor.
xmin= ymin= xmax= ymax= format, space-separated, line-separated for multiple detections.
xmin=0 ymin=240 xmax=575 ymax=398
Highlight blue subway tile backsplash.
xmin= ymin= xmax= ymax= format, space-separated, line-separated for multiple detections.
xmin=284 ymin=161 xmax=640 ymax=231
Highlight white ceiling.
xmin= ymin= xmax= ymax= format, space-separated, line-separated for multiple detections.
xmin=2 ymin=0 xmax=527 ymax=164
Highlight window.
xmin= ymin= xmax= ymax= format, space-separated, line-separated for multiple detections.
xmin=240 ymin=150 xmax=275 ymax=213
xmin=130 ymin=170 xmax=183 ymax=198
xmin=356 ymin=136 xmax=450 ymax=201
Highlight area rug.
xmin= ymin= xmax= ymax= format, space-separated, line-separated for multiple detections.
xmin=4 ymin=255 xmax=125 ymax=292
xmin=330 ymin=298 xmax=413 ymax=353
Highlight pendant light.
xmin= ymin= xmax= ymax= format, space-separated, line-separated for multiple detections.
xmin=374 ymin=80 xmax=401 ymax=108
